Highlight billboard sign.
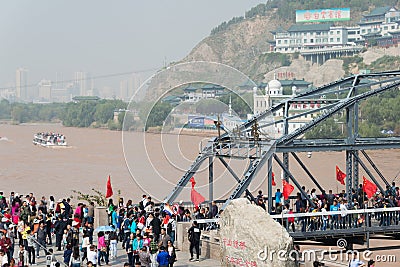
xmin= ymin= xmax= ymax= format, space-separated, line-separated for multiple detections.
xmin=187 ymin=115 xmax=217 ymax=129
xmin=188 ymin=115 xmax=205 ymax=128
xmin=296 ymin=8 xmax=350 ymax=23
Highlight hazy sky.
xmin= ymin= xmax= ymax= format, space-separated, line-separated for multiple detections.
xmin=0 ymin=0 xmax=265 ymax=89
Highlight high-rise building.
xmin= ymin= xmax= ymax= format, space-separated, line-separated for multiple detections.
xmin=120 ymin=79 xmax=129 ymax=101
xmin=128 ymin=73 xmax=142 ymax=100
xmin=55 ymin=72 xmax=64 ymax=89
xmin=16 ymin=67 xmax=28 ymax=101
xmin=38 ymin=79 xmax=52 ymax=101
xmin=74 ymin=71 xmax=87 ymax=96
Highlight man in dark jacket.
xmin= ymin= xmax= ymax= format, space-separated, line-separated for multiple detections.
xmin=54 ymin=216 xmax=66 ymax=251
xmin=149 ymin=213 xmax=161 ymax=242
xmin=210 ymin=201 xmax=218 ymax=218
xmin=188 ymin=221 xmax=201 ymax=262
xmin=36 ymin=222 xmax=47 ymax=257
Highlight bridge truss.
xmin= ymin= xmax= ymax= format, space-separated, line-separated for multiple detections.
xmin=163 ymin=70 xmax=400 ymax=212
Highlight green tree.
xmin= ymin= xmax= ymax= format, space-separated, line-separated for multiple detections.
xmin=305 ymin=118 xmax=343 ymax=139
xmin=0 ymin=99 xmax=11 ymax=119
xmin=143 ymin=102 xmax=173 ymax=130
xmin=94 ymin=102 xmax=115 ymax=124
xmin=11 ymin=104 xmax=29 ymax=123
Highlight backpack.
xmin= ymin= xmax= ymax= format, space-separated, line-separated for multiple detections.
xmin=139 ymin=201 xmax=144 ymax=211
xmin=123 ymin=218 xmax=131 ymax=231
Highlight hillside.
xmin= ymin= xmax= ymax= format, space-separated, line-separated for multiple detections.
xmin=182 ymin=0 xmax=400 ymax=84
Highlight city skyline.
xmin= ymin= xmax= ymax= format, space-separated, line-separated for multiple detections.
xmin=0 ymin=0 xmax=266 ymax=101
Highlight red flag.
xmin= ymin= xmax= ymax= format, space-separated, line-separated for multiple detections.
xmin=336 ymin=165 xmax=346 ymax=185
xmin=191 ymin=188 xmax=205 ymax=207
xmin=189 ymin=177 xmax=196 ymax=188
xmin=189 ymin=177 xmax=205 ymax=207
xmin=271 ymin=172 xmax=276 ymax=186
xmin=106 ymin=175 xmax=113 ymax=198
xmin=282 ymin=180 xmax=294 ymax=199
xmin=362 ymin=176 xmax=377 ymax=198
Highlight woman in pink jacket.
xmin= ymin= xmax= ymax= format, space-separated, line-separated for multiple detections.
xmin=97 ymin=232 xmax=109 ymax=266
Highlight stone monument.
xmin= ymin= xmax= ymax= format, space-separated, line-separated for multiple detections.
xmin=219 ymin=198 xmax=296 ymax=267
xmin=94 ymin=206 xmax=108 ymax=229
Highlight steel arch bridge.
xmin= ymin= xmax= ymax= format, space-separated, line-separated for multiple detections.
xmin=163 ymin=70 xmax=400 ymax=212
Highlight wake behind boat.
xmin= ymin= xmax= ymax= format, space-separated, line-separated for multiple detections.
xmin=33 ymin=132 xmax=67 ymax=147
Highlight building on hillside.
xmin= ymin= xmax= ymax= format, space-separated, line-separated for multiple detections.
xmin=183 ymin=85 xmax=200 ymax=102
xmin=201 ymin=84 xmax=226 ymax=98
xmin=164 ymin=83 xmax=227 ymax=104
xmin=271 ymin=23 xmax=363 ymax=64
xmin=254 ymin=77 xmax=323 ymax=135
xmin=357 ymin=6 xmax=400 ymax=47
xmin=270 ymin=6 xmax=400 ymax=63
xmin=272 ymin=23 xmax=353 ymax=53
xmin=161 ymin=95 xmax=182 ymax=106
xmin=279 ymin=79 xmax=312 ymax=92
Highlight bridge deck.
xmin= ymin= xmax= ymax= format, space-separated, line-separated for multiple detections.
xmin=197 ymin=207 xmax=400 ymax=243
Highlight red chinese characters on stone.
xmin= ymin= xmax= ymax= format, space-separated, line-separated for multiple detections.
xmin=335 ymin=10 xmax=342 ymax=18
xmin=225 ymin=256 xmax=257 ymax=267
xmin=313 ymin=12 xmax=319 ymax=20
xmin=222 ymin=238 xmax=246 ymax=250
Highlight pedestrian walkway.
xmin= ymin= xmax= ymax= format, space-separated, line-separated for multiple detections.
xmin=30 ymin=242 xmax=220 ymax=266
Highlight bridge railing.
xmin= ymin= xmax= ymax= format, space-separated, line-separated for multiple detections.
xmin=195 ymin=207 xmax=400 ymax=234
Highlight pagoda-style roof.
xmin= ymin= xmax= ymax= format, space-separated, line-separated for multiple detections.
xmin=72 ymin=96 xmax=100 ymax=101
xmin=280 ymin=79 xmax=311 ymax=87
xmin=271 ymin=26 xmax=287 ymax=34
xmin=362 ymin=32 xmax=382 ymax=38
xmin=363 ymin=6 xmax=392 ymax=17
xmin=183 ymin=85 xmax=197 ymax=92
xmin=201 ymin=84 xmax=225 ymax=91
xmin=162 ymin=95 xmax=182 ymax=103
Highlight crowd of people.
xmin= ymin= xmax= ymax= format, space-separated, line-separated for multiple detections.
xmin=255 ymin=181 xmax=400 ymax=233
xmin=0 ymin=184 xmax=396 ymax=267
xmin=0 ymin=192 xmax=217 ymax=267
xmin=33 ymin=132 xmax=66 ymax=145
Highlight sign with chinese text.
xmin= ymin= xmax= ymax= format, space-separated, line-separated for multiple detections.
xmin=296 ymin=8 xmax=350 ymax=23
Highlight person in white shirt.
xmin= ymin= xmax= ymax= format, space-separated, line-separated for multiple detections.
xmin=339 ymin=199 xmax=348 ymax=229
xmin=0 ymin=250 xmax=8 ymax=266
xmin=81 ymin=233 xmax=91 ymax=262
xmin=349 ymin=254 xmax=365 ymax=267
xmin=86 ymin=245 xmax=98 ymax=266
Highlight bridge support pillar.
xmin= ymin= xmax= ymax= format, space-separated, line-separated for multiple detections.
xmin=353 ymin=151 xmax=359 ymax=190
xmin=283 ymin=152 xmax=289 ymax=182
xmin=346 ymin=150 xmax=353 ymax=202
xmin=208 ymin=156 xmax=214 ymax=208
xmin=267 ymin=156 xmax=273 ymax=213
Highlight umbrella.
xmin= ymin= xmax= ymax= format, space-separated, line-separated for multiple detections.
xmin=94 ymin=225 xmax=115 ymax=232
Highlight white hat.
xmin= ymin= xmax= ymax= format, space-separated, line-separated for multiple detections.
xmin=72 ymin=221 xmax=79 ymax=227
xmin=179 ymin=200 xmax=183 ymax=204
xmin=1 ymin=217 xmax=8 ymax=222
